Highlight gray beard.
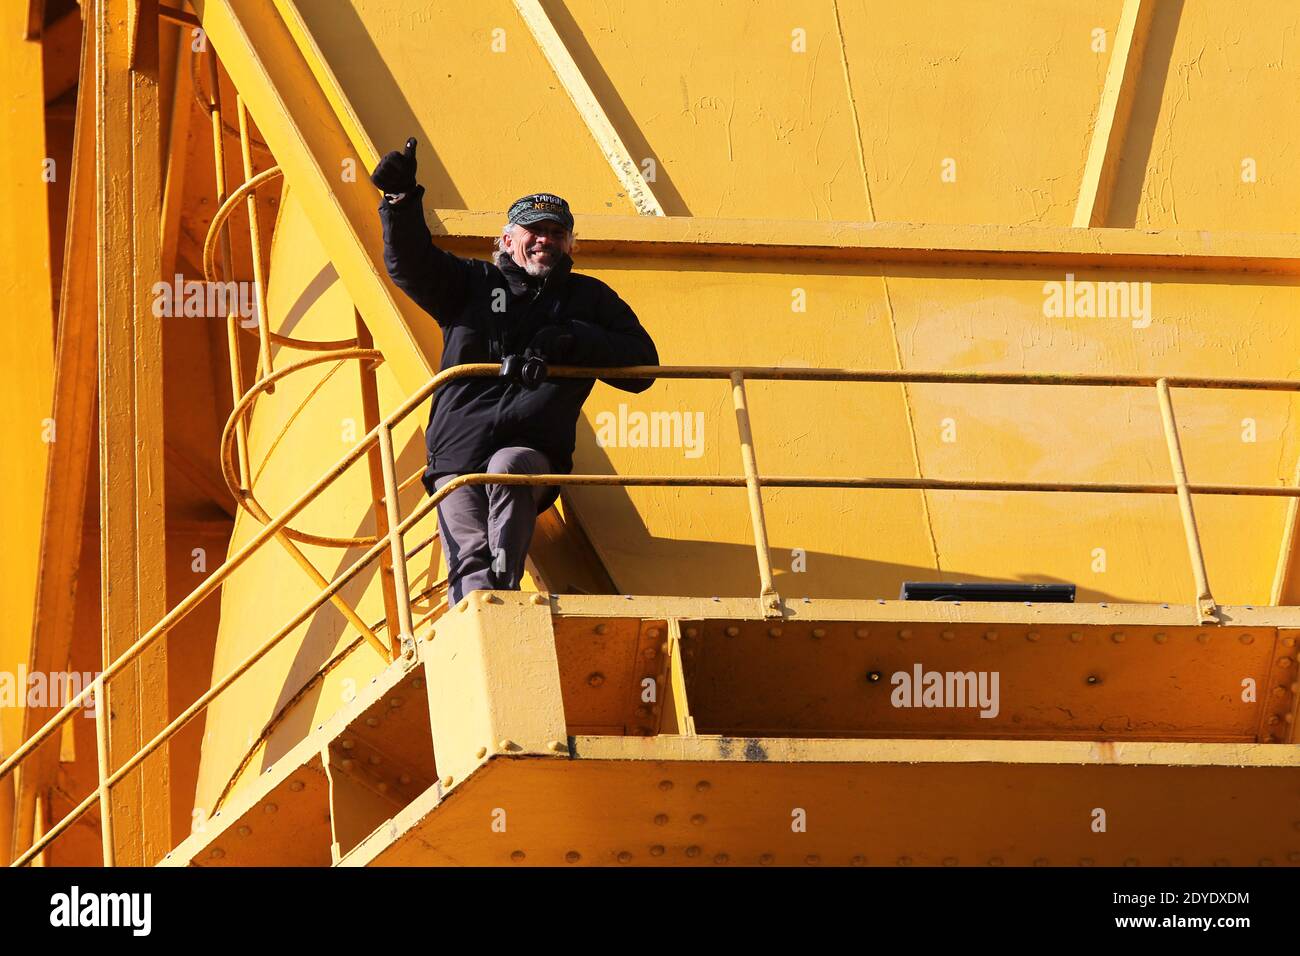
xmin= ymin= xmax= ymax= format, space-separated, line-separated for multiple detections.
xmin=496 ymin=249 xmax=554 ymax=278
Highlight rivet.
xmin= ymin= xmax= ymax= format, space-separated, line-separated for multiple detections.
xmin=984 ymin=630 xmax=998 ymax=642
xmin=866 ymin=671 xmax=882 ymax=683
xmin=365 ymin=717 xmax=379 ymax=728
xmin=647 ymin=627 xmax=661 ymax=638
xmin=654 ymin=814 xmax=669 ymax=826
xmin=618 ymin=851 xmax=632 ymax=863
xmin=1124 ymin=858 xmax=1139 ymax=867
xmin=691 ymin=814 xmax=706 ymax=825
xmin=1197 ymin=633 xmax=1210 ymax=645
xmin=476 ymin=747 xmax=488 ymax=759
xmin=685 ymin=846 xmax=701 ymax=858
xmin=289 ymin=780 xmax=305 ymax=793
xmin=1259 ymin=857 xmax=1273 ymax=866
xmin=341 ymin=739 xmax=355 ymax=750
xmin=210 ymin=848 xmax=225 ymax=859
xmin=587 ymin=671 xmax=605 ymax=687
xmin=498 ymin=739 xmax=515 ymax=751
xmin=685 ymin=627 xmax=698 ymax=638
xmin=768 ymin=627 xmax=782 ymax=638
xmin=1079 ymin=857 xmax=1094 ymax=867
xmin=1086 ymin=674 xmax=1101 ymax=685
xmin=1069 ymin=632 xmax=1082 ymax=643
xmin=594 ymin=624 xmax=607 ymax=635
xmin=713 ymin=853 xmax=729 ymax=864
xmin=1286 ymin=713 xmax=1295 ymax=724
xmin=530 ymin=593 xmax=546 ymax=606
xmin=565 ymin=851 xmax=581 ymax=863
xmin=811 ymin=627 xmax=826 ymax=639
xmin=1284 ymin=637 xmax=1297 ymax=648
xmin=1240 ymin=633 xmax=1255 ymax=644
xmin=376 ymin=782 xmax=389 ymax=794
xmin=658 ymin=780 xmax=673 ymax=791
xmin=237 ymin=826 xmax=251 ymax=837
xmin=547 ymin=740 xmax=568 ymax=753
xmin=895 ymin=856 xmax=910 ymax=866
xmin=988 ymin=857 xmax=1003 ymax=866
xmin=759 ymin=853 xmax=774 ymax=865
xmin=650 ymin=845 xmax=665 ymax=857
xmin=1279 ymin=657 xmax=1294 ymax=668
xmin=511 ymin=850 xmax=525 ymax=862
xmin=1111 ymin=632 xmax=1126 ymax=643
xmin=1033 ymin=858 xmax=1049 ymax=867
xmin=389 ymin=697 xmax=404 ymax=708
xmin=413 ymin=677 xmax=425 ymax=689
xmin=1026 ymin=632 xmax=1040 ymax=642
xmin=642 ymin=647 xmax=656 ymax=659
xmin=399 ymin=774 xmax=411 ymax=784
xmin=1274 ymin=686 xmax=1290 ymax=698
xmin=340 ymin=759 xmax=354 ymax=771
xmin=368 ymin=755 xmax=381 ymax=765
xmin=1268 ymin=715 xmax=1280 ymax=725
xmin=806 ymin=854 xmax=821 ymax=865
xmin=441 ymin=775 xmax=453 ymax=788
xmin=940 ymin=630 xmax=955 ymax=641
xmin=725 ymin=626 xmax=740 ymax=637
xmin=264 ymin=803 xmax=278 ymax=814
xmin=696 ymin=780 xmax=711 ymax=792
xmin=942 ymin=857 xmax=958 ymax=867
xmin=851 ymin=855 xmax=866 ymax=866
xmin=855 ymin=628 xmax=869 ymax=639
xmin=1154 ymin=633 xmax=1168 ymax=644
xmin=898 ymin=629 xmax=912 ymax=639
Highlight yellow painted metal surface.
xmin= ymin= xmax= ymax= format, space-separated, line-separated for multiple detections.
xmin=0 ymin=0 xmax=57 ymax=865
xmin=6 ymin=0 xmax=1300 ymax=867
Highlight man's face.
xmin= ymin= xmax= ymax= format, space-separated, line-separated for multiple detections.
xmin=503 ymin=220 xmax=573 ymax=277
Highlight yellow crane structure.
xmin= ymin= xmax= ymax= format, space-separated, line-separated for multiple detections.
xmin=2 ymin=0 xmax=1299 ymax=868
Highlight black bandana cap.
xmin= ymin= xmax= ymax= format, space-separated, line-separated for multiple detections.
xmin=507 ymin=192 xmax=574 ymax=231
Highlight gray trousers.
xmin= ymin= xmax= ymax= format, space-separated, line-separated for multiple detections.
xmin=433 ymin=446 xmax=553 ymax=605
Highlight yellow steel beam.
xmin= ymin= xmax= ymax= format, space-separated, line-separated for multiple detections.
xmin=344 ymin=736 xmax=1300 ymax=868
xmin=511 ymin=0 xmax=663 ymax=216
xmin=421 ymin=593 xmax=568 ymax=788
xmin=1271 ymin=458 xmax=1300 ymax=606
xmin=190 ymin=0 xmax=439 ymax=395
xmin=1073 ymin=0 xmax=1156 ymax=228
xmin=10 ymin=4 xmax=99 ymax=864
xmin=427 ymin=207 xmax=1300 ymax=275
xmin=93 ymin=0 xmax=170 ymax=865
xmin=0 ymin=0 xmax=58 ymax=864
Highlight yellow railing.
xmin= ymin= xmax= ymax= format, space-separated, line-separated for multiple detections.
xmin=4 ymin=359 xmax=1300 ymax=866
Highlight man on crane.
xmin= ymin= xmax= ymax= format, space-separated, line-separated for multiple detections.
xmin=371 ymin=138 xmax=658 ymax=605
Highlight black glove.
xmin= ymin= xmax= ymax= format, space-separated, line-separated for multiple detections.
xmin=370 ymin=137 xmax=418 ymax=194
xmin=526 ymin=325 xmax=577 ymax=363
xmin=499 ymin=351 xmax=548 ymax=389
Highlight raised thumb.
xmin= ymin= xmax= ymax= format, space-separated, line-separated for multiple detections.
xmin=403 ymin=137 xmax=418 ymax=159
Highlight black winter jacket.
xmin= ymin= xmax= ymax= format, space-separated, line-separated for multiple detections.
xmin=378 ymin=185 xmax=659 ymax=512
